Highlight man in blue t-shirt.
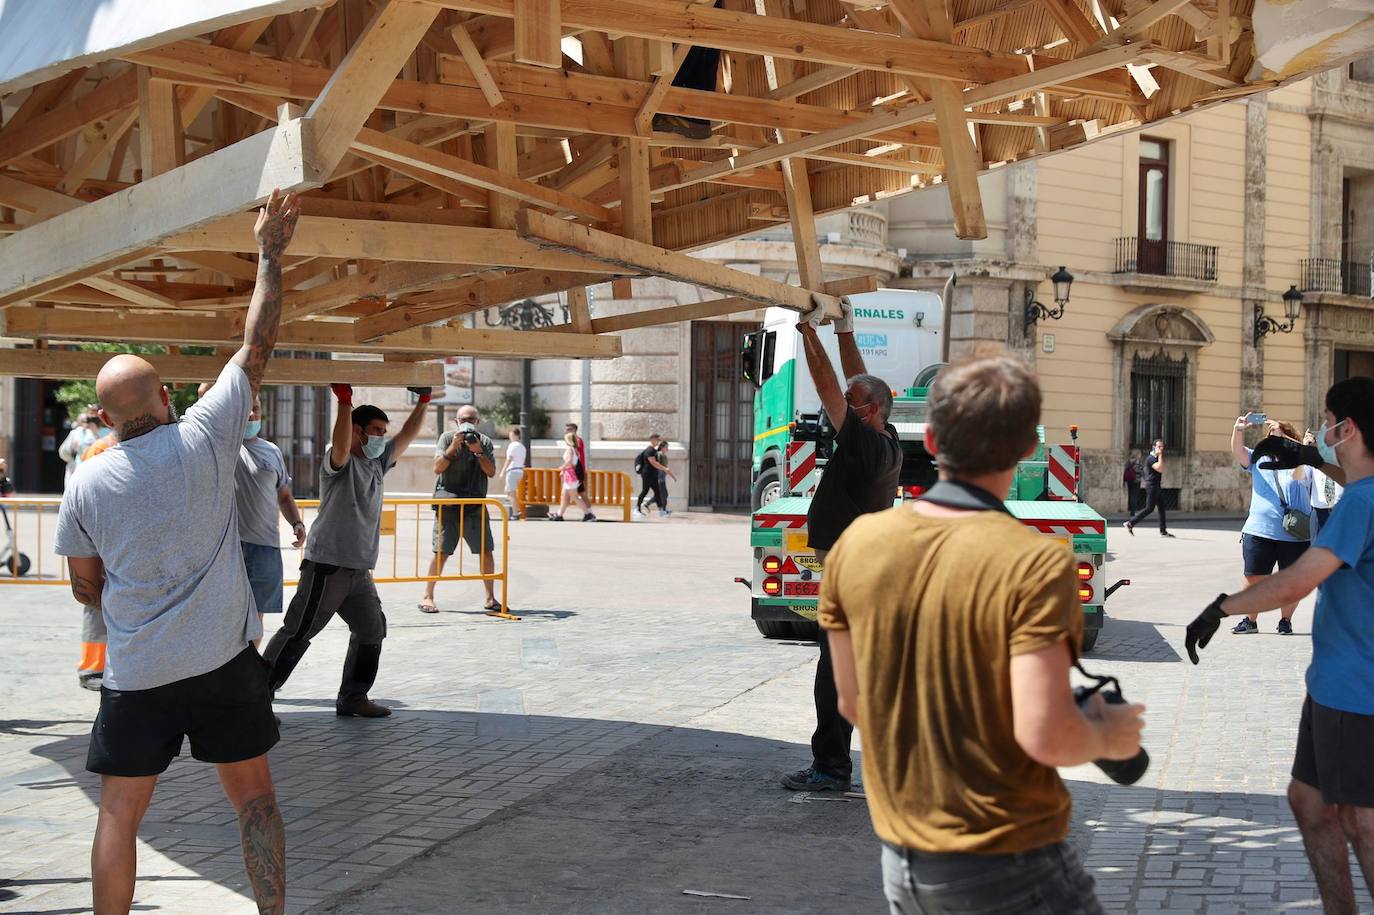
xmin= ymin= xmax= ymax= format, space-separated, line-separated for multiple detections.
xmin=1185 ymin=376 xmax=1374 ymax=913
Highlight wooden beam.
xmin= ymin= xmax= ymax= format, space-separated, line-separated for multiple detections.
xmin=175 ymin=251 xmax=262 ymax=283
xmin=566 ymin=284 xmax=593 ymax=332
xmin=0 ymin=175 xmax=83 ymax=218
xmin=766 ymin=65 xmax=861 ymax=101
xmin=305 ymin=0 xmax=440 ymax=171
xmin=282 ymin=261 xmax=481 ymax=322
xmin=450 ymin=22 xmax=507 ymax=106
xmin=1039 ymin=0 xmax=1102 ymax=46
xmin=168 ymin=214 xmax=628 ymax=272
xmin=1093 ymin=0 xmax=1195 ymax=45
xmin=137 ymin=68 xmax=184 ymax=178
xmin=352 ymin=126 xmax=612 ymax=221
xmin=634 ymin=44 xmax=690 ymax=136
xmin=59 ymin=106 xmax=140 ymax=194
xmin=518 ymin=209 xmax=840 ymax=316
xmin=1144 ymin=50 xmax=1240 ymax=88
xmin=0 ymin=69 xmax=139 ymax=168
xmin=0 ymin=348 xmax=445 ymax=385
xmin=514 ymin=0 xmax=562 ymax=67
xmin=483 ymin=121 xmax=519 ymax=228
xmin=0 ymin=118 xmax=321 ymax=308
xmin=84 ymin=275 xmax=179 ymax=310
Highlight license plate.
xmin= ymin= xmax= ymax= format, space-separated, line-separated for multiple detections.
xmin=786 ymin=532 xmax=810 ymax=553
xmin=784 ymin=580 xmax=819 ymax=596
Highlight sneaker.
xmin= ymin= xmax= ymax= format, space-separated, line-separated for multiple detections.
xmin=1161 ymin=531 xmax=1176 ymax=538
xmin=652 ymin=113 xmax=712 ymax=140
xmin=336 ymin=698 xmax=391 ymax=718
xmin=1232 ymin=618 xmax=1259 ymax=635
xmin=1278 ymin=618 xmax=1294 ymax=636
xmin=780 ymin=766 xmax=851 ymax=792
xmin=582 ymin=513 xmax=597 ymax=522
xmin=78 ymin=674 xmax=103 ymax=692
xmin=661 ymin=509 xmax=672 ymax=517
xmin=633 ymin=510 xmax=645 ymax=519
xmin=1123 ymin=522 xmax=1134 ymax=536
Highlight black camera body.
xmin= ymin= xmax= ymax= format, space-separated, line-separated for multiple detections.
xmin=462 ymin=430 xmax=481 ymax=445
xmin=1073 ymin=683 xmax=1149 ymax=786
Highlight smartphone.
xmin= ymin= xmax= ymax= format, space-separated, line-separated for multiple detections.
xmin=1245 ymin=412 xmax=1267 ymax=426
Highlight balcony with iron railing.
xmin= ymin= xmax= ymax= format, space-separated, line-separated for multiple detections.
xmin=1113 ymin=237 xmax=1218 ymax=282
xmin=1299 ymin=257 xmax=1373 ymax=299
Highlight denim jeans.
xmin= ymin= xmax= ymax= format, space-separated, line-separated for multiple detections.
xmin=241 ymin=540 xmax=284 ymax=615
xmin=881 ymin=841 xmax=1104 ymax=915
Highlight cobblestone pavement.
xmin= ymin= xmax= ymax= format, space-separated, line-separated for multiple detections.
xmin=0 ymin=516 xmax=1364 ymax=913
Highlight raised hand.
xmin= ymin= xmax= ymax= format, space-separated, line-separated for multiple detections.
xmin=1185 ymin=594 xmax=1228 ymax=664
xmin=254 ymin=188 xmax=301 ymax=258
xmin=331 ymin=383 xmax=353 ymax=405
xmin=833 ymin=295 xmax=855 ymax=334
xmin=407 ymin=386 xmax=433 ymax=404
xmin=1251 ymin=434 xmax=1321 ymax=471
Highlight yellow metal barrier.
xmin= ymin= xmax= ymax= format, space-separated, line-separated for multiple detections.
xmin=0 ymin=496 xmax=513 ymax=619
xmin=518 ymin=468 xmax=633 ymax=521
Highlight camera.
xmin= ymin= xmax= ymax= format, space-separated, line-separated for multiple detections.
xmin=1073 ymin=674 xmax=1149 ymax=786
xmin=457 ymin=422 xmax=481 ymax=446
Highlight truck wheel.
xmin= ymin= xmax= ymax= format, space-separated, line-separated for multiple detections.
xmin=755 ymin=619 xmax=819 ymax=641
xmin=752 ymin=465 xmax=783 ymax=511
xmin=1080 ymin=627 xmax=1100 ymax=653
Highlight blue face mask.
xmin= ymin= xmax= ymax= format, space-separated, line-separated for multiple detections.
xmin=1316 ymin=419 xmax=1348 ymax=468
xmin=243 ymin=419 xmax=262 ymax=440
xmin=361 ymin=435 xmax=388 ymax=460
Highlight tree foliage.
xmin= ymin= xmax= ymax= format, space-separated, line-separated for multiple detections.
xmin=55 ymin=343 xmax=215 ymax=420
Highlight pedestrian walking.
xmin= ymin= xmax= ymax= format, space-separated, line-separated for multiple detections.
xmin=823 ymin=353 xmax=1145 ymax=913
xmin=1123 ymin=451 xmax=1142 ymax=512
xmin=1229 ymin=417 xmax=1312 ymax=636
xmin=500 ymin=427 xmax=527 ymax=521
xmin=780 ymin=295 xmax=902 ymax=794
xmin=633 ymin=434 xmax=663 ymax=518
xmin=236 ymin=395 xmax=307 ymax=644
xmin=1124 ymin=438 xmax=1173 ymax=537
xmin=551 ymin=432 xmax=583 ymax=521
xmin=418 ymin=405 xmax=505 ymax=616
xmin=565 ymin=422 xmax=596 ymax=521
xmin=1186 ymin=376 xmax=1374 ymax=915
xmin=262 ymin=382 xmax=431 ymax=719
xmin=53 ymin=188 xmax=299 ymax=915
xmin=655 ymin=440 xmax=677 ymax=516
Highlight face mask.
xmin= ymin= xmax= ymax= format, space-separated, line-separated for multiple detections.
xmin=243 ymin=419 xmax=262 ymax=440
xmin=1316 ymin=420 xmax=1348 ymax=468
xmin=361 ymin=435 xmax=387 ymax=460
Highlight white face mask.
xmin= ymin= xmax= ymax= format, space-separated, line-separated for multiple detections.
xmin=361 ymin=435 xmax=387 ymax=459
xmin=1316 ymin=419 xmax=1348 ymax=469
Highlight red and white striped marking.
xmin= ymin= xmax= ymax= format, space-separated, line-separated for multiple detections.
xmin=786 ymin=441 xmax=820 ymax=495
xmin=1022 ymin=519 xmax=1105 ymax=536
xmin=756 ymin=514 xmax=808 ymax=529
xmin=1047 ymin=445 xmax=1079 ymax=501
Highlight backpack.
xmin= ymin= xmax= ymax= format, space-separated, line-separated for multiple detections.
xmin=634 ymin=448 xmax=647 ymax=474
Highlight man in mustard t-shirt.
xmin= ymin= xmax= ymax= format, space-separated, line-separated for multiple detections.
xmin=820 ymin=353 xmax=1146 ymax=913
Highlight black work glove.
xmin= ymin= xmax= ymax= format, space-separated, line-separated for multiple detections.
xmin=1252 ymin=434 xmax=1322 ymax=471
xmin=1185 ymin=594 xmax=1228 ymax=665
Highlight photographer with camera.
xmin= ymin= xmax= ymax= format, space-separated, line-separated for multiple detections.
xmin=1186 ymin=377 xmax=1374 ymax=914
xmin=417 ymin=405 xmax=503 ymax=616
xmin=821 ymin=353 xmax=1145 ymax=913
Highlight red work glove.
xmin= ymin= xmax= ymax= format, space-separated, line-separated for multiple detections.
xmin=331 ymin=383 xmax=353 ymax=405
xmin=407 ymin=386 xmax=433 ymax=404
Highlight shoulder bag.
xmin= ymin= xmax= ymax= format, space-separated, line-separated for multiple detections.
xmin=1270 ymin=470 xmax=1311 ymax=541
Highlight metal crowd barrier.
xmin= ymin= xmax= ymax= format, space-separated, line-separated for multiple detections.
xmin=518 ymin=468 xmax=634 ymax=521
xmin=0 ymin=496 xmax=511 ymax=617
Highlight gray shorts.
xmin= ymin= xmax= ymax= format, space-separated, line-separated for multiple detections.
xmin=433 ymin=503 xmax=493 ymax=556
xmin=881 ymin=841 xmax=1103 ymax=915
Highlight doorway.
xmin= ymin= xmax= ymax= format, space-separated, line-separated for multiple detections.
xmin=689 ymin=321 xmax=756 ymax=511
xmin=13 ymin=378 xmax=69 ymax=494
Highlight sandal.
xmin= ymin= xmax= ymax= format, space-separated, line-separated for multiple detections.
xmin=484 ymin=599 xmax=512 ymax=617
xmin=417 ymin=598 xmax=439 ymax=614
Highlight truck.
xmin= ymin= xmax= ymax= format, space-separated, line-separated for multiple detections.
xmin=737 ymin=291 xmax=1124 ymax=653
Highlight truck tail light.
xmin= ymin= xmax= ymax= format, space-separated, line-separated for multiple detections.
xmin=762 ymin=576 xmax=782 ymax=596
xmin=1076 ymin=561 xmax=1094 ymax=581
xmin=762 ymin=555 xmax=783 ymax=574
xmin=1078 ymin=583 xmax=1094 ymax=603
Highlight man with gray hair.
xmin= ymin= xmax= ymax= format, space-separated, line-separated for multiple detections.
xmin=780 ymin=297 xmax=903 ymax=793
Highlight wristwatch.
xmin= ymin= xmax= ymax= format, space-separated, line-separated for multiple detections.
xmin=292 ymin=521 xmax=306 ymax=534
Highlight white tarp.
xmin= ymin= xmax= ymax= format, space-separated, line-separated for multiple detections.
xmin=0 ymin=0 xmax=323 ymax=95
xmin=1252 ymin=0 xmax=1374 ymax=80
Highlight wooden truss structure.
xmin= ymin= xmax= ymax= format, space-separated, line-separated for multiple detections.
xmin=0 ymin=0 xmax=1367 ymax=383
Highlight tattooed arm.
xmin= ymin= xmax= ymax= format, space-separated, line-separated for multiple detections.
xmin=231 ymin=189 xmax=301 ymax=395
xmin=67 ymin=555 xmax=105 ymax=610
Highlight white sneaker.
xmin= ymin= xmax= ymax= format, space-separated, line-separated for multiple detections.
xmin=633 ymin=510 xmax=645 ymax=519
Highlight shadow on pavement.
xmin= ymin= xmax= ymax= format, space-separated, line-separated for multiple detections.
xmin=1088 ymin=615 xmax=1182 ymax=663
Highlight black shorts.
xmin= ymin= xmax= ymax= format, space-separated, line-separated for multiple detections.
xmin=575 ymin=461 xmax=586 ymax=493
xmin=433 ymin=502 xmax=493 ymax=556
xmin=1241 ymin=533 xmax=1308 ymax=577
xmin=87 ymin=647 xmax=279 ymax=777
xmin=1292 ymin=695 xmax=1374 ymax=807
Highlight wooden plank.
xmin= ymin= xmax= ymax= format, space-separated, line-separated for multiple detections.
xmin=167 ymin=214 xmax=628 ymax=272
xmin=514 ymin=0 xmax=562 ymax=68
xmin=0 ymin=118 xmax=321 ymax=308
xmin=281 ymin=261 xmax=481 ymax=322
xmin=137 ymin=68 xmax=183 ymax=178
xmin=930 ymin=83 xmax=986 ymax=239
xmin=451 ymin=22 xmax=507 ymax=106
xmin=0 ymin=348 xmax=445 ymax=385
xmin=517 ymin=209 xmax=841 ymax=316
xmin=352 ymin=126 xmax=612 ymax=221
xmin=59 ymin=106 xmax=140 ymax=194
xmin=1093 ymin=0 xmax=1195 ymax=45
xmin=483 ymin=121 xmax=519 ymax=228
xmin=84 ymin=275 xmax=179 ymax=310
xmin=1145 ymin=50 xmax=1240 ymax=88
xmin=354 ymin=268 xmax=610 ymax=338
xmin=634 ymin=45 xmax=690 ymax=136
xmin=0 ymin=175 xmax=83 ymax=218
xmin=1039 ymin=0 xmax=1102 ymax=46
xmin=566 ymin=285 xmax=593 ymax=332
xmin=0 ymin=69 xmax=139 ymax=168
xmin=305 ymin=0 xmax=440 ymax=171
xmin=766 ymin=65 xmax=861 ymax=101
xmin=175 ymin=251 xmax=262 ymax=283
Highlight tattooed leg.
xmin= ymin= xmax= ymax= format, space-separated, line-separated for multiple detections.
xmin=217 ymin=757 xmax=285 ymax=915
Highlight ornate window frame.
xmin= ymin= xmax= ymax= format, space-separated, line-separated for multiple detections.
xmin=1107 ymin=304 xmax=1215 ymax=455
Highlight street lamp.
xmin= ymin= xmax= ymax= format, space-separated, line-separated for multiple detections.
xmin=1024 ymin=266 xmax=1074 ymax=332
xmin=1254 ymin=285 xmax=1302 ymax=346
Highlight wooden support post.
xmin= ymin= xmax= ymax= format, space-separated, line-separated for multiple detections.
xmin=514 ymin=0 xmax=563 ymax=67
xmin=567 ymin=285 xmax=593 ymax=332
xmin=138 ymin=67 xmax=184 ymax=178
xmin=483 ymin=120 xmax=519 ymax=228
